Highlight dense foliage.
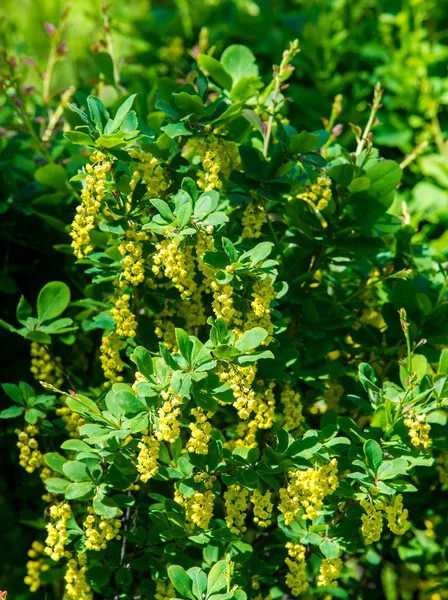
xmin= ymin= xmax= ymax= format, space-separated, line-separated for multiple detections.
xmin=1 ymin=2 xmax=448 ymax=599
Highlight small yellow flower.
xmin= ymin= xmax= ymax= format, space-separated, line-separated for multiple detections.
xmin=83 ymin=506 xmax=122 ymax=551
xmin=404 ymin=412 xmax=431 ymax=449
xmin=285 ymin=542 xmax=308 ymax=596
xmin=64 ymin=552 xmax=93 ymax=600
xmin=99 ymin=332 xmax=125 ymax=385
xmin=137 ymin=435 xmax=160 ymax=482
xmin=30 ymin=342 xmax=64 ymax=387
xmin=383 ymin=494 xmax=410 ymax=535
xmin=175 ymin=472 xmax=216 ymax=530
xmin=280 ymin=384 xmax=304 ymax=431
xmin=360 ymin=498 xmax=383 ymax=544
xmin=70 ymin=151 xmax=111 ymax=259
xmin=251 ymin=489 xmax=273 ymax=527
xmin=241 ymin=201 xmax=267 ymax=239
xmin=188 ymin=408 xmax=214 ymax=454
xmin=224 ymin=484 xmax=249 ymax=534
xmin=317 ymin=557 xmax=342 ymax=587
xmin=44 ymin=503 xmax=71 ymax=561
xmin=278 ymin=459 xmax=339 ymax=524
xmin=155 ymin=391 xmax=183 ymax=443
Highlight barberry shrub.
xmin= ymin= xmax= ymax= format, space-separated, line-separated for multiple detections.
xmin=2 ymin=40 xmax=448 ymax=600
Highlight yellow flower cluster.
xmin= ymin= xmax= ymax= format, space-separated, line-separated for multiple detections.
xmin=193 ymin=136 xmax=240 ymax=180
xmin=16 ymin=425 xmax=43 ymax=473
xmin=280 ymin=384 xmax=304 ymax=431
xmin=65 ymin=553 xmax=93 ymax=600
xmin=159 ymin=36 xmax=185 ymax=65
xmin=178 ymin=287 xmax=207 ymax=332
xmin=128 ymin=149 xmax=168 ymax=198
xmin=45 ymin=503 xmax=71 ymax=561
xmin=30 ymin=342 xmax=64 ymax=387
xmin=324 ymin=380 xmax=345 ymax=412
xmin=175 ymin=472 xmax=216 ymax=530
xmin=137 ymin=434 xmax=160 ymax=482
xmin=233 ymin=382 xmax=276 ymax=448
xmin=83 ymin=506 xmax=122 ymax=551
xmin=118 ymin=229 xmax=148 ymax=285
xmin=279 ymin=459 xmax=339 ymax=524
xmin=111 ymin=287 xmax=138 ymax=338
xmin=384 ymin=494 xmax=410 ymax=535
xmin=219 ymin=364 xmax=257 ymax=420
xmin=56 ymin=398 xmax=84 ymax=438
xmin=197 ymin=150 xmax=223 ymax=192
xmin=195 ymin=230 xmax=215 ymax=283
xmin=251 ymin=489 xmax=273 ymax=527
xmin=188 ymin=408 xmax=213 ymax=454
xmin=25 ymin=541 xmax=49 ymax=592
xmin=99 ymin=332 xmax=125 ymax=384
xmin=297 ymin=175 xmax=332 ymax=212
xmin=156 ymin=391 xmax=182 ymax=443
xmin=155 ymin=579 xmax=177 ymax=600
xmin=436 ymin=452 xmax=448 ymax=487
xmin=154 ymin=300 xmax=178 ymax=350
xmin=70 ymin=151 xmax=111 ymax=259
xmin=317 ymin=557 xmax=342 ymax=588
xmin=224 ymin=484 xmax=249 ymax=534
xmin=245 ymin=276 xmax=276 ymax=339
xmin=404 ymin=412 xmax=432 ymax=448
xmin=360 ymin=498 xmax=384 ymax=544
xmin=241 ymin=201 xmax=267 ymax=239
xmin=211 ymin=280 xmax=243 ymax=326
xmin=285 ymin=542 xmax=309 ymax=596
xmin=153 ymin=240 xmax=197 ymax=299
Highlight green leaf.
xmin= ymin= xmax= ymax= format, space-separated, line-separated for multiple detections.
xmin=365 ymin=160 xmax=402 ymax=207
xmin=61 ymin=439 xmax=92 ymax=452
xmin=187 ymin=567 xmax=207 ymax=599
xmin=290 ymin=131 xmax=321 ymax=154
xmin=151 ymin=199 xmax=174 ymax=221
xmin=197 ymin=54 xmax=232 ymax=90
xmin=16 ymin=295 xmax=32 ymax=325
xmin=108 ymin=94 xmax=137 ymax=133
xmin=399 ymin=354 xmax=428 ymax=388
xmin=37 ymin=281 xmax=70 ymax=323
xmin=377 ymin=459 xmax=408 ymax=480
xmin=221 ymin=45 xmax=258 ymax=85
xmin=45 ymin=477 xmax=70 ymax=494
xmin=234 ymin=327 xmax=268 ymax=352
xmin=207 ymin=561 xmax=227 ymax=596
xmin=87 ymin=96 xmax=109 ymax=133
xmin=62 ymin=460 xmax=90 ymax=482
xmin=130 ymin=346 xmax=154 ymax=380
xmin=161 ymin=122 xmax=193 ymax=138
xmin=364 ymin=440 xmax=382 ymax=472
xmin=64 ymin=131 xmax=95 ymax=146
xmin=168 ymin=565 xmax=194 ymax=600
xmin=439 ymin=349 xmax=448 ymax=375
xmin=35 ymin=164 xmax=68 ymax=191
xmin=0 ymin=406 xmax=24 ymax=418
xmin=44 ymin=452 xmax=67 ymax=474
xmin=177 ymin=202 xmax=193 ymax=228
xmin=172 ymin=92 xmax=204 ymax=118
xmin=106 ymin=384 xmax=144 ymax=416
xmin=176 ymin=329 xmax=194 ymax=364
xmin=2 ymin=383 xmax=24 ymax=404
xmin=65 ymin=482 xmax=94 ymax=500
xmin=319 ymin=539 xmax=340 ymax=559
xmin=87 ymin=565 xmax=111 ymax=588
